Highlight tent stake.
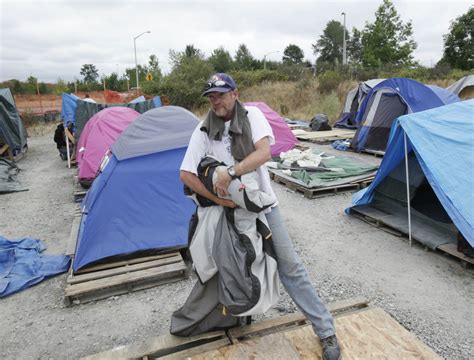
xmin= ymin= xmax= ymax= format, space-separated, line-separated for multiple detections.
xmin=404 ymin=131 xmax=412 ymax=247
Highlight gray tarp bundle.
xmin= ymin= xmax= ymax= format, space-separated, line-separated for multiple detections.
xmin=171 ymin=157 xmax=279 ymax=336
xmin=0 ymin=88 xmax=28 ymax=157
xmin=74 ymin=99 xmax=156 ymax=140
xmin=0 ymin=158 xmax=28 ymax=193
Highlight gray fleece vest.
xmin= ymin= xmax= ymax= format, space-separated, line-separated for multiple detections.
xmin=200 ymin=101 xmax=255 ymax=161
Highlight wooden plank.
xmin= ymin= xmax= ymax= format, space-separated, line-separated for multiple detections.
xmin=82 ymin=331 xmax=228 ymax=360
xmin=438 ymin=243 xmax=474 ymax=267
xmin=228 ymin=297 xmax=368 ymax=341
xmin=192 ymin=307 xmax=441 ymax=360
xmin=293 ymin=129 xmax=356 ymax=142
xmin=67 ymin=254 xmax=183 ymax=284
xmin=64 ymin=127 xmax=75 ymax=144
xmin=160 ymin=338 xmax=231 ymax=360
xmin=75 ymin=252 xmax=181 ymax=274
xmin=66 ymin=215 xmax=81 ymax=257
xmin=0 ymin=144 xmax=9 ymax=156
xmin=65 ymin=261 xmax=187 ymax=297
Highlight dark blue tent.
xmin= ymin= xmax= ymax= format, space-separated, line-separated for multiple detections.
xmin=350 ymin=78 xmax=459 ymax=153
xmin=73 ymin=106 xmax=199 ymax=271
xmin=349 ymin=100 xmax=474 ymax=249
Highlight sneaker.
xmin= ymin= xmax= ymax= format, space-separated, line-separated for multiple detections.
xmin=321 ymin=335 xmax=342 ymax=360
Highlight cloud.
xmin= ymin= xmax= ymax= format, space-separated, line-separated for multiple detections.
xmin=0 ymin=0 xmax=471 ymax=82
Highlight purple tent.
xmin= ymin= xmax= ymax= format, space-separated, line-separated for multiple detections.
xmin=244 ymin=102 xmax=298 ymax=157
xmin=77 ymin=107 xmax=140 ymax=181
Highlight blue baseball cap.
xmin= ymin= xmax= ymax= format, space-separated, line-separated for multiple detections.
xmin=202 ymin=73 xmax=237 ymax=96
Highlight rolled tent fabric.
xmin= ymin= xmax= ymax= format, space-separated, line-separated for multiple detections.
xmin=171 ymin=156 xmax=280 ymax=337
xmin=76 ymin=107 xmax=140 ymax=181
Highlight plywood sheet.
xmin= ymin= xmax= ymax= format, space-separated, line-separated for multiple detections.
xmin=191 ymin=307 xmax=440 ymax=360
xmin=293 ymin=129 xmax=356 ymax=140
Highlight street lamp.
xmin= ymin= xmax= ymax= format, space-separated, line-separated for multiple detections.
xmin=263 ymin=50 xmax=280 ymax=70
xmin=341 ymin=12 xmax=347 ymax=65
xmin=133 ymin=30 xmax=151 ymax=92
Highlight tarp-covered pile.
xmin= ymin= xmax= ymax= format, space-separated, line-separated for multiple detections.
xmin=0 ymin=88 xmax=28 ymax=158
xmin=268 ymin=149 xmax=379 ymax=189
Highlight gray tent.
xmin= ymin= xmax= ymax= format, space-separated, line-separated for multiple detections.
xmin=0 ymin=88 xmax=28 ymax=159
xmin=334 ymin=79 xmax=385 ymax=129
xmin=447 ymin=75 xmax=474 ymax=99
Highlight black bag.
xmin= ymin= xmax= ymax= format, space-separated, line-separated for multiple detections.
xmin=310 ymin=114 xmax=332 ymax=131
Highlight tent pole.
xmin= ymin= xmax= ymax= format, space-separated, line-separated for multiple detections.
xmin=65 ymin=129 xmax=71 ymax=169
xmin=404 ymin=130 xmax=412 ymax=247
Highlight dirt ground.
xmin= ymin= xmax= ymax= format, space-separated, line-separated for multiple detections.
xmin=0 ymin=132 xmax=472 ymax=359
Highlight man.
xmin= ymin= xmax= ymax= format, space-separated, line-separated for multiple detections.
xmin=83 ymin=94 xmax=96 ymax=103
xmin=179 ymin=73 xmax=341 ymax=360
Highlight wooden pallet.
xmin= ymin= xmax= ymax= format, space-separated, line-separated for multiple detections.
xmin=269 ymin=171 xmax=373 ymax=199
xmin=293 ymin=129 xmax=356 ymax=145
xmin=350 ymin=208 xmax=474 ymax=268
xmin=65 ymin=214 xmax=189 ymax=305
xmin=82 ymin=297 xmax=441 ymax=359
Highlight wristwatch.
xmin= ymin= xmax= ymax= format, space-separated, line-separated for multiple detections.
xmin=227 ymin=165 xmax=238 ymax=180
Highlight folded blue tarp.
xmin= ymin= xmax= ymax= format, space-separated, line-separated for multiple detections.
xmin=0 ymin=236 xmax=70 ymax=298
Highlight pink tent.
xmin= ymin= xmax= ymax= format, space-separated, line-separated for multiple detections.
xmin=77 ymin=107 xmax=140 ymax=181
xmin=244 ymin=102 xmax=298 ymax=157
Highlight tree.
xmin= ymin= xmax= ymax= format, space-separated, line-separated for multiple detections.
xmin=80 ymin=64 xmax=99 ymax=83
xmin=234 ymin=44 xmax=255 ymax=70
xmin=347 ymin=28 xmax=363 ymax=65
xmin=312 ymin=20 xmax=348 ymax=70
xmin=441 ymin=7 xmax=473 ymax=70
xmin=209 ymin=47 xmax=233 ymax=72
xmin=147 ymin=54 xmax=163 ymax=81
xmin=159 ymin=53 xmax=213 ymax=108
xmin=361 ymin=0 xmax=417 ymax=68
xmin=282 ymin=44 xmax=304 ymax=65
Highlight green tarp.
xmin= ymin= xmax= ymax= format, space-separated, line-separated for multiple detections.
xmin=0 ymin=88 xmax=28 ymax=158
xmin=289 ymin=157 xmax=379 ymax=187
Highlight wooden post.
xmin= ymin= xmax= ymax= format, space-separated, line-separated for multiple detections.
xmin=65 ymin=129 xmax=71 ymax=168
xmin=36 ymin=80 xmax=44 ymax=116
xmin=103 ymin=77 xmax=107 ymax=104
xmin=74 ymin=81 xmax=78 ymax=95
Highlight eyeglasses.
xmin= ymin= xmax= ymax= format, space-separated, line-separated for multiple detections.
xmin=204 ymin=79 xmax=232 ymax=91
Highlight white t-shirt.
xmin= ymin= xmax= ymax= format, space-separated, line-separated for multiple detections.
xmin=180 ymin=106 xmax=277 ymax=201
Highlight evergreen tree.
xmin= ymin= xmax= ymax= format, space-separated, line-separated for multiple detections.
xmin=361 ymin=0 xmax=417 ymax=68
xmin=283 ymin=44 xmax=304 ymax=65
xmin=441 ymin=7 xmax=473 ymax=70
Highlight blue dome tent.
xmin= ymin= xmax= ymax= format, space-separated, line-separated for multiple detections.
xmin=73 ymin=106 xmax=199 ymax=271
xmin=348 ymin=100 xmax=474 ymax=252
xmin=350 ymin=78 xmax=459 ymax=154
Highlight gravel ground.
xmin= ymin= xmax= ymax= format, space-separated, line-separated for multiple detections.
xmin=0 ymin=133 xmax=472 ymax=359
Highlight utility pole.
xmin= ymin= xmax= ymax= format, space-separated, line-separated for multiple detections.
xmin=341 ymin=12 xmax=347 ymax=66
xmin=133 ymin=30 xmax=151 ymax=94
xmin=263 ymin=50 xmax=280 ymax=70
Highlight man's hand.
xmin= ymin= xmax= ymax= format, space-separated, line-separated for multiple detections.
xmin=214 ymin=168 xmax=232 ymax=197
xmin=216 ymin=198 xmax=237 ymax=208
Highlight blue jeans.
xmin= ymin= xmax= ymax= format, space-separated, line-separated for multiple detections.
xmin=265 ymin=206 xmax=336 ymax=339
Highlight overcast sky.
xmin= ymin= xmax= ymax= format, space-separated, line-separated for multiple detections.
xmin=0 ymin=0 xmax=471 ymax=83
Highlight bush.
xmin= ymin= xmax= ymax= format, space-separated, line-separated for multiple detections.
xmin=318 ymin=71 xmax=343 ymax=94
xmin=158 ymin=56 xmax=213 ymax=109
xmin=230 ymin=70 xmax=285 ymax=90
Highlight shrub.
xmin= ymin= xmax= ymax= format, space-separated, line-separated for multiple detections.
xmin=318 ymin=71 xmax=343 ymax=94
